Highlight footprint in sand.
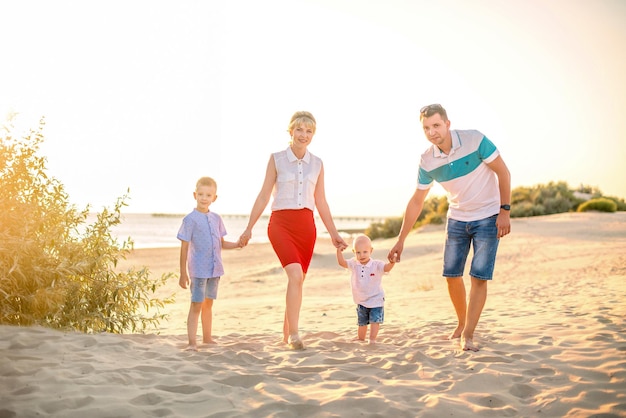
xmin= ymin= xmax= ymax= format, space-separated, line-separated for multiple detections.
xmin=509 ymin=383 xmax=540 ymax=399
xmin=130 ymin=392 xmax=165 ymax=406
xmin=217 ymin=374 xmax=265 ymax=388
xmin=155 ymin=385 xmax=203 ymax=394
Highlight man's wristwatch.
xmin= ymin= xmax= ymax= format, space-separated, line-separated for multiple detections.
xmin=500 ymin=204 xmax=511 ymax=211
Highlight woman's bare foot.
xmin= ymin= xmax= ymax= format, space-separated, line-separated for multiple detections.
xmin=448 ymin=326 xmax=463 ymax=340
xmin=202 ymin=339 xmax=217 ymax=345
xmin=287 ymin=334 xmax=304 ymax=350
xmin=183 ymin=343 xmax=198 ymax=352
xmin=461 ymin=336 xmax=479 ymax=352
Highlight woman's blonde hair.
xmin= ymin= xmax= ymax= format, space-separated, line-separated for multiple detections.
xmin=287 ymin=111 xmax=316 ymax=134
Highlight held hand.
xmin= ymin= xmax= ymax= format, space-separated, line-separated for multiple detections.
xmin=388 ymin=241 xmax=403 ymax=263
xmin=239 ymin=229 xmax=252 ymax=247
xmin=332 ymin=235 xmax=349 ymax=252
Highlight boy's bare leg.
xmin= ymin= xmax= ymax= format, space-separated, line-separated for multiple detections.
xmin=368 ymin=323 xmax=380 ymax=344
xmin=185 ymin=302 xmax=202 ymax=351
xmin=461 ymin=277 xmax=488 ymax=352
xmin=201 ymin=298 xmax=216 ymax=344
xmin=446 ymin=277 xmax=467 ymax=340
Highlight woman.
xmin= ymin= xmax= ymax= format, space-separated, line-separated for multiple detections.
xmin=239 ymin=111 xmax=348 ymax=350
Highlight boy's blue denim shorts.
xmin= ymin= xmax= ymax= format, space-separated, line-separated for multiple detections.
xmin=190 ymin=277 xmax=220 ymax=303
xmin=443 ymin=214 xmax=499 ymax=280
xmin=356 ymin=305 xmax=384 ymax=326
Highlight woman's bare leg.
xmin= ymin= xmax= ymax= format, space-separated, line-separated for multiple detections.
xmin=283 ymin=263 xmax=305 ymax=348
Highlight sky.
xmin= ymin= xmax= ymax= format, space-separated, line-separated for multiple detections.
xmin=2 ymin=0 xmax=625 ymax=217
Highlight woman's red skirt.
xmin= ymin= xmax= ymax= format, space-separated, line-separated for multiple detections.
xmin=268 ymin=209 xmax=316 ymax=273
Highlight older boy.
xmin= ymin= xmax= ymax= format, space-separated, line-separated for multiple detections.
xmin=177 ymin=177 xmax=241 ymax=351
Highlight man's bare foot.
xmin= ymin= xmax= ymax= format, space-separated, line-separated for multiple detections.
xmin=183 ymin=344 xmax=198 ymax=352
xmin=461 ymin=336 xmax=479 ymax=352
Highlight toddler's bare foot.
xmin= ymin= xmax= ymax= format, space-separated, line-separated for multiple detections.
xmin=183 ymin=343 xmax=198 ymax=352
xmin=461 ymin=336 xmax=479 ymax=352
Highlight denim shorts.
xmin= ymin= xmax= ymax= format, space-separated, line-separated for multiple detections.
xmin=356 ymin=305 xmax=384 ymax=326
xmin=190 ymin=277 xmax=220 ymax=303
xmin=443 ymin=214 xmax=499 ymax=280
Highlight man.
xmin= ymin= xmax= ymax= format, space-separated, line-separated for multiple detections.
xmin=388 ymin=104 xmax=511 ymax=352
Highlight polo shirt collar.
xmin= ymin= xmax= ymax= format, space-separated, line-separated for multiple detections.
xmin=286 ymin=146 xmax=311 ymax=163
xmin=357 ymin=258 xmax=373 ymax=268
xmin=433 ymin=130 xmax=462 ymax=158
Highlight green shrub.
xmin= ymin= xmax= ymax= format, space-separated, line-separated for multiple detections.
xmin=368 ymin=181 xmax=624 ymax=232
xmin=604 ymin=196 xmax=626 ymax=211
xmin=509 ymin=181 xmax=625 ymax=217
xmin=365 ymin=195 xmax=449 ymax=239
xmin=0 ymin=117 xmax=174 ymax=333
xmin=577 ymin=198 xmax=617 ymax=213
xmin=542 ymin=196 xmax=573 ymax=214
xmin=417 ymin=195 xmax=448 ymax=223
xmin=422 ymin=211 xmax=445 ymax=225
xmin=510 ymin=201 xmax=539 ymax=218
xmin=511 ymin=187 xmax=532 ymax=205
xmin=365 ymin=217 xmax=403 ymax=240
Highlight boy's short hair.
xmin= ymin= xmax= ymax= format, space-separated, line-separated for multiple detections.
xmin=196 ymin=176 xmax=217 ymax=190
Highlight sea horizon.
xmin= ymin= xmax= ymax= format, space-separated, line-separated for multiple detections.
xmin=93 ymin=212 xmax=388 ymax=249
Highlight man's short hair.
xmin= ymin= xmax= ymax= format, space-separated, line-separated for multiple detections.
xmin=419 ymin=104 xmax=448 ymax=121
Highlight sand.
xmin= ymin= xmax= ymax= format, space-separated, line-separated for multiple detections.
xmin=1 ymin=212 xmax=625 ymax=417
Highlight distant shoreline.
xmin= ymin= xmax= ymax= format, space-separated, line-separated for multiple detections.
xmin=105 ymin=213 xmax=377 ymax=249
xmin=150 ymin=212 xmax=390 ymax=222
